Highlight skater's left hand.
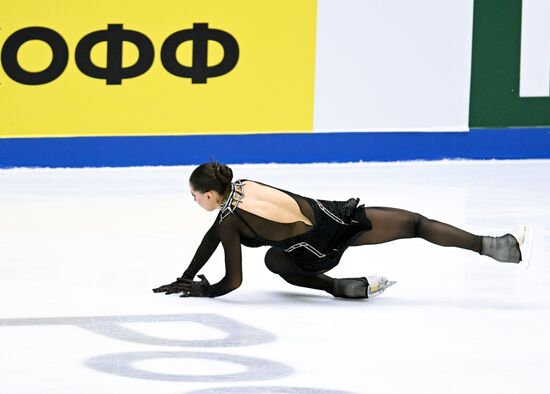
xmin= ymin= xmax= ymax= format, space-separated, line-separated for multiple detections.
xmin=152 ymin=277 xmax=184 ymax=294
xmin=152 ymin=275 xmax=210 ymax=297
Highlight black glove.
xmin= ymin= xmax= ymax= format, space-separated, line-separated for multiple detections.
xmin=152 ymin=274 xmax=211 ymax=297
xmin=152 ymin=277 xmax=186 ymax=294
xmin=178 ymin=274 xmax=211 ymax=297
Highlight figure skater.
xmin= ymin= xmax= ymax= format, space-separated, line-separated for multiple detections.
xmin=153 ymin=162 xmax=531 ymax=299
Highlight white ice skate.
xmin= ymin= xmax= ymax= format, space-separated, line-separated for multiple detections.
xmin=366 ymin=275 xmax=397 ymax=298
xmin=510 ymin=225 xmax=533 ymax=269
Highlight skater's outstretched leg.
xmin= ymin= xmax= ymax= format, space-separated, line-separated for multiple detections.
xmin=351 ymin=207 xmax=482 ymax=251
xmin=351 ymin=207 xmax=523 ymax=263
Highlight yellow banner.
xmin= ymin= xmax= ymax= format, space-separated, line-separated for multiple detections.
xmin=0 ymin=0 xmax=317 ymax=137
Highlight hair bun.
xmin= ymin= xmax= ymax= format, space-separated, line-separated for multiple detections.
xmin=214 ymin=162 xmax=233 ymax=185
xmin=189 ymin=161 xmax=234 ymax=195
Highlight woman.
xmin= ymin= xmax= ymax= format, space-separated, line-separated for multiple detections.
xmin=153 ymin=162 xmax=530 ymax=299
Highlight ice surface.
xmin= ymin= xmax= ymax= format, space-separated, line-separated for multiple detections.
xmin=1 ymin=161 xmax=549 ymax=394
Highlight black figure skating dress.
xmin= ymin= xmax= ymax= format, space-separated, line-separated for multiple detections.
xmin=183 ymin=180 xmax=372 ymax=297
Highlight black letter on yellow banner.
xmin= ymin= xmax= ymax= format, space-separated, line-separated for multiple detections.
xmin=161 ymin=23 xmax=239 ymax=84
xmin=1 ymin=27 xmax=69 ymax=85
xmin=75 ymin=24 xmax=154 ymax=85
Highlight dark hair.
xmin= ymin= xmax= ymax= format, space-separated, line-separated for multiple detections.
xmin=189 ymin=161 xmax=233 ymax=195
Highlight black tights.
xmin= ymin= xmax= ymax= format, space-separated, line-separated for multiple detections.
xmin=264 ymin=207 xmax=482 ymax=294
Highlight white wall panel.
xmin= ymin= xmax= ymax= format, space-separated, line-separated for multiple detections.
xmin=314 ymin=0 xmax=474 ymax=131
xmin=520 ymin=0 xmax=550 ymax=97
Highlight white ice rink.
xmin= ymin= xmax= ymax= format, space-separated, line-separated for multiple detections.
xmin=1 ymin=160 xmax=549 ymax=394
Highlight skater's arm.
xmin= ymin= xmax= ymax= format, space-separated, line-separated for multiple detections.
xmin=153 ymin=216 xmax=242 ymax=297
xmin=204 ymin=218 xmax=243 ymax=297
xmin=181 ymin=216 xmax=222 ymax=279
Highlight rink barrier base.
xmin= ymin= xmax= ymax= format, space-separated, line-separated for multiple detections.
xmin=1 ymin=128 xmax=550 ymax=168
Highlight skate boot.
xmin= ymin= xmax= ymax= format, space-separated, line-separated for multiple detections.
xmin=332 ymin=275 xmax=396 ymax=299
xmin=481 ymin=225 xmax=533 ymax=268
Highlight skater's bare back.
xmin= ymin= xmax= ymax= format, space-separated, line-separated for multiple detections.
xmin=237 ymin=181 xmax=313 ymax=227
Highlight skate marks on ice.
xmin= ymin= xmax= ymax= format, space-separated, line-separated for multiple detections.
xmin=0 ymin=314 xmax=357 ymax=393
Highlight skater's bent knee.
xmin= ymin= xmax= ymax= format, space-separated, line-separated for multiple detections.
xmin=264 ymin=248 xmax=285 ymax=274
xmin=264 ymin=248 xmax=307 ymax=276
xmin=279 ymin=274 xmax=300 ymax=286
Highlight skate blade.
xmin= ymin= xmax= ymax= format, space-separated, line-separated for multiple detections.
xmin=511 ymin=225 xmax=526 ymax=245
xmin=385 ymin=280 xmax=397 ymax=289
xmin=368 ymin=279 xmax=397 ymax=298
xmin=520 ymin=226 xmax=534 ymax=270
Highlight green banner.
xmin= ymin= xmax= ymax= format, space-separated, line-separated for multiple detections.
xmin=469 ymin=0 xmax=550 ymax=128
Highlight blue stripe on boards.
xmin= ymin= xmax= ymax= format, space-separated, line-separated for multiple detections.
xmin=1 ymin=128 xmax=550 ymax=168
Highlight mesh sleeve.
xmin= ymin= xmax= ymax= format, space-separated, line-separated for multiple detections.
xmin=181 ymin=215 xmax=221 ymax=279
xmin=205 ymin=215 xmax=243 ymax=297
